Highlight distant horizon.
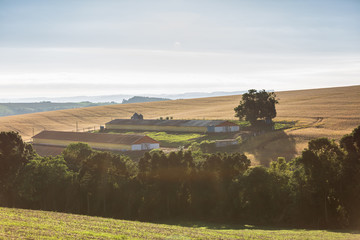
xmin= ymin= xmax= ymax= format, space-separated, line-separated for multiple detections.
xmin=0 ymin=84 xmax=358 ymax=103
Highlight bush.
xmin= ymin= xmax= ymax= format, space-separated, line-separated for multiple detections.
xmin=199 ymin=140 xmax=216 ymax=152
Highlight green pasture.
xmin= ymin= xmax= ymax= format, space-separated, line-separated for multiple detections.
xmin=127 ymin=131 xmax=205 ymax=148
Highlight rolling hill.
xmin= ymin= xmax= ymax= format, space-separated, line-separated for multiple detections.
xmin=0 ymin=85 xmax=359 ymax=165
xmin=0 ymin=207 xmax=358 ymax=239
xmin=0 ymin=102 xmax=117 ymax=117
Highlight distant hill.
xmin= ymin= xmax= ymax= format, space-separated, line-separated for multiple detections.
xmin=0 ymin=90 xmax=247 ymax=103
xmin=0 ymin=102 xmax=117 ymax=117
xmin=122 ymin=96 xmax=170 ymax=104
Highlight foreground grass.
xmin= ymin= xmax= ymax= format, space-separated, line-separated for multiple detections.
xmin=0 ymin=207 xmax=359 ymax=240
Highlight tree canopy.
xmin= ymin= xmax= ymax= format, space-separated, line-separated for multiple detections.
xmin=234 ymin=89 xmax=278 ymax=126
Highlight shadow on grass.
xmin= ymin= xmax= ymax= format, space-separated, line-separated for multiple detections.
xmin=151 ymin=220 xmax=360 ymax=234
xmin=151 ymin=220 xmax=265 ymax=230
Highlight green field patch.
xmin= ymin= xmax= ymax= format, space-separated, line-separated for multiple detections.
xmin=274 ymin=120 xmax=297 ymax=130
xmin=230 ymin=120 xmax=297 ymax=131
xmin=104 ymin=130 xmax=205 ymax=148
xmin=129 ymin=131 xmax=205 ymax=148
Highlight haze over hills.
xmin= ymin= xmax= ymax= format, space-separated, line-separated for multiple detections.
xmin=0 ymin=91 xmax=247 ymax=103
xmin=0 ymin=102 xmax=118 ymax=117
xmin=0 ymin=85 xmax=359 ymax=165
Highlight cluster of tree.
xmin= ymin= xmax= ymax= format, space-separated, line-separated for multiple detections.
xmin=1 ymin=127 xmax=360 ymax=229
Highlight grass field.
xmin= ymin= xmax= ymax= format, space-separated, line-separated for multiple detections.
xmin=0 ymin=207 xmax=359 ymax=240
xmin=136 ymin=131 xmax=205 ymax=148
xmin=109 ymin=131 xmax=243 ymax=148
xmin=104 ymin=130 xmax=205 ymax=148
xmin=0 ymin=85 xmax=359 ymax=165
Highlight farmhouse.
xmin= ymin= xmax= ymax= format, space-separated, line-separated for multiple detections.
xmin=32 ymin=130 xmax=160 ymax=151
xmin=105 ymin=119 xmax=240 ymax=133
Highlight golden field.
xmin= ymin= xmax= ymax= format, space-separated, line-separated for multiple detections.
xmin=1 ymin=85 xmax=359 ymax=165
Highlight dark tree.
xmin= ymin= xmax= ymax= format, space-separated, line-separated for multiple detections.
xmin=0 ymin=131 xmax=35 ymax=206
xmin=234 ymin=89 xmax=278 ymax=126
xmin=62 ymin=143 xmax=92 ymax=172
xmin=2 ymin=125 xmax=360 ymax=228
xmin=17 ymin=155 xmax=73 ymax=211
xmin=291 ymin=138 xmax=345 ymax=227
xmin=339 ymin=126 xmax=360 ymax=227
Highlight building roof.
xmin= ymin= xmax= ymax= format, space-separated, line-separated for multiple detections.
xmin=215 ymin=121 xmax=240 ymax=127
xmin=32 ymin=144 xmax=65 ymax=157
xmin=32 ymin=131 xmax=159 ymax=145
xmin=106 ymin=119 xmax=238 ymax=127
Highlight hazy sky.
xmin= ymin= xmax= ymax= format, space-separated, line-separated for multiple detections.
xmin=0 ymin=0 xmax=359 ymax=99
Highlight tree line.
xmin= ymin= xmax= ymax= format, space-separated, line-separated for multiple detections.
xmin=0 ymin=126 xmax=360 ymax=229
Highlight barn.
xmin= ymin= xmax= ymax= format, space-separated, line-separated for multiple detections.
xmin=32 ymin=130 xmax=160 ymax=151
xmin=105 ymin=119 xmax=240 ymax=133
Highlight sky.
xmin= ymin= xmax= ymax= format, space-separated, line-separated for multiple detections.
xmin=0 ymin=0 xmax=359 ymax=99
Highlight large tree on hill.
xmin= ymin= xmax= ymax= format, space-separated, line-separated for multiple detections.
xmin=234 ymin=89 xmax=278 ymax=126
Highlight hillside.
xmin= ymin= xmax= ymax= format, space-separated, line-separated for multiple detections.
xmin=0 ymin=85 xmax=359 ymax=164
xmin=0 ymin=102 xmax=117 ymax=117
xmin=0 ymin=207 xmax=358 ymax=239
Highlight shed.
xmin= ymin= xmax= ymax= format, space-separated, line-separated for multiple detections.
xmin=32 ymin=130 xmax=160 ymax=151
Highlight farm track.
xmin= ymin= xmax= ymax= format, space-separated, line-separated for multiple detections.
xmin=286 ymin=116 xmax=324 ymax=133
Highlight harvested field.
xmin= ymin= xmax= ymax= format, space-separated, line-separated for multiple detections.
xmin=0 ymin=85 xmax=359 ymax=164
